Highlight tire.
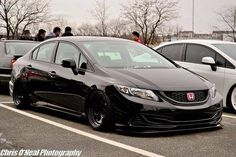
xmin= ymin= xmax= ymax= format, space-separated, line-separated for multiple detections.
xmin=228 ymin=86 xmax=236 ymax=112
xmin=86 ymin=91 xmax=115 ymax=131
xmin=13 ymin=82 xmax=31 ymax=109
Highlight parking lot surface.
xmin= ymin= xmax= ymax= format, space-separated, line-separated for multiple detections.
xmin=1 ymin=94 xmax=236 ymax=157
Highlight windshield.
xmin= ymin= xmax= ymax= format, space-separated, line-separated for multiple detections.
xmin=213 ymin=43 xmax=236 ymax=60
xmin=81 ymin=41 xmax=176 ymax=69
xmin=6 ymin=42 xmax=37 ymax=56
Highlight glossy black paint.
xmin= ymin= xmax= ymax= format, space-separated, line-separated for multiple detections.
xmin=11 ymin=37 xmax=223 ymax=132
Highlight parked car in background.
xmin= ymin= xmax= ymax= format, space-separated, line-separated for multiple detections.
xmin=0 ymin=40 xmax=38 ymax=91
xmin=10 ymin=37 xmax=222 ymax=133
xmin=155 ymin=40 xmax=236 ymax=112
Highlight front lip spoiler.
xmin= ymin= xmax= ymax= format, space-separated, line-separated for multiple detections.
xmin=115 ymin=123 xmax=222 ymax=135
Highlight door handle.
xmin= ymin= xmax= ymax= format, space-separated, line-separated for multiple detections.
xmin=48 ymin=71 xmax=56 ymax=78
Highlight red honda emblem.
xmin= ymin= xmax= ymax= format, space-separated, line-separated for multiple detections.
xmin=187 ymin=92 xmax=195 ymax=101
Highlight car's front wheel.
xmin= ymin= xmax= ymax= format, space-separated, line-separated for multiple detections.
xmin=13 ymin=82 xmax=31 ymax=109
xmin=229 ymin=87 xmax=236 ymax=112
xmin=86 ymin=91 xmax=114 ymax=131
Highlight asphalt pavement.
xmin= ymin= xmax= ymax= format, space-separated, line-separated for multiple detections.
xmin=0 ymin=94 xmax=236 ymax=157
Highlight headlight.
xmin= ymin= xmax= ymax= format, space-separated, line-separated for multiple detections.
xmin=209 ymin=84 xmax=216 ymax=98
xmin=115 ymin=85 xmax=159 ymax=101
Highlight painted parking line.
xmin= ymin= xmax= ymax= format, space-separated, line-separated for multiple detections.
xmin=0 ymin=101 xmax=14 ymax=104
xmin=0 ymin=103 xmax=164 ymax=157
xmin=222 ymin=114 xmax=236 ymax=119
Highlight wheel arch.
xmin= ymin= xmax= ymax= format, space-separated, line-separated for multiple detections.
xmin=226 ymin=83 xmax=236 ymax=108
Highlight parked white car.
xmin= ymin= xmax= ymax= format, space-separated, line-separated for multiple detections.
xmin=155 ymin=40 xmax=236 ymax=111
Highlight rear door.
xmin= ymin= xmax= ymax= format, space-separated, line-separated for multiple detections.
xmin=26 ymin=42 xmax=58 ymax=101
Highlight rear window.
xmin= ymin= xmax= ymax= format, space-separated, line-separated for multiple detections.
xmin=161 ymin=44 xmax=183 ymax=61
xmin=6 ymin=42 xmax=37 ymax=56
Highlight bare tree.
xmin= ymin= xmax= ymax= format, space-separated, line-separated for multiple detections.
xmin=0 ymin=0 xmax=49 ymax=39
xmin=107 ymin=18 xmax=127 ymax=37
xmin=91 ymin=0 xmax=109 ymax=36
xmin=122 ymin=0 xmax=178 ymax=44
xmin=77 ymin=23 xmax=99 ymax=36
xmin=218 ymin=6 xmax=236 ymax=42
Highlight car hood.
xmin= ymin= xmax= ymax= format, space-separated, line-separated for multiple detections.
xmin=104 ymin=67 xmax=209 ymax=91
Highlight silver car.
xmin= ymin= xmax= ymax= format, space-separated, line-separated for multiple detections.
xmin=155 ymin=40 xmax=236 ymax=112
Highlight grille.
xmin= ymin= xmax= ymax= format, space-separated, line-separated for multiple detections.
xmin=163 ymin=90 xmax=209 ymax=103
xmin=129 ymin=103 xmax=222 ymax=128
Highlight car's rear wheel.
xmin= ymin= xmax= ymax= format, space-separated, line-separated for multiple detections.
xmin=13 ymin=83 xmax=31 ymax=109
xmin=86 ymin=91 xmax=114 ymax=131
xmin=229 ymin=87 xmax=236 ymax=112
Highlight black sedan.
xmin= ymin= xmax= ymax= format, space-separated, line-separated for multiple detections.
xmin=10 ymin=37 xmax=223 ymax=133
xmin=0 ymin=40 xmax=37 ymax=91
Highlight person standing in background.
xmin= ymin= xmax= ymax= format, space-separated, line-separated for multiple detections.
xmin=46 ymin=27 xmax=61 ymax=39
xmin=19 ymin=30 xmax=33 ymax=40
xmin=132 ymin=31 xmax=143 ymax=44
xmin=35 ymin=29 xmax=46 ymax=42
xmin=62 ymin=26 xmax=74 ymax=36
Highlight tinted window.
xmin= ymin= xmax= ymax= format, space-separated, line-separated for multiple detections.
xmin=186 ymin=44 xmax=215 ymax=64
xmin=216 ymin=54 xmax=225 ymax=67
xmin=6 ymin=42 xmax=37 ymax=56
xmin=55 ymin=42 xmax=80 ymax=67
xmin=226 ymin=60 xmax=235 ymax=69
xmin=161 ymin=44 xmax=183 ymax=61
xmin=36 ymin=42 xmax=56 ymax=62
xmin=156 ymin=48 xmax=162 ymax=53
xmin=79 ymin=54 xmax=87 ymax=69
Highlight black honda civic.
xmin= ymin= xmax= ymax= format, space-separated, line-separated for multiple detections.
xmin=10 ymin=37 xmax=223 ymax=133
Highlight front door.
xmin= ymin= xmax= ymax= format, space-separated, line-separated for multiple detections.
xmin=48 ymin=42 xmax=88 ymax=112
xmin=178 ymin=44 xmax=225 ymax=95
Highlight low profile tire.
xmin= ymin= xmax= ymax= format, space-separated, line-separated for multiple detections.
xmin=86 ymin=91 xmax=115 ymax=131
xmin=13 ymin=83 xmax=31 ymax=109
xmin=228 ymin=86 xmax=236 ymax=112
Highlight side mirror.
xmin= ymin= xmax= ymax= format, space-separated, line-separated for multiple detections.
xmin=202 ymin=57 xmax=217 ymax=71
xmin=61 ymin=59 xmax=76 ymax=69
xmin=202 ymin=57 xmax=215 ymax=65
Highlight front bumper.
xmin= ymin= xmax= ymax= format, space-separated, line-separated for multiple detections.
xmin=106 ymin=87 xmax=223 ymax=132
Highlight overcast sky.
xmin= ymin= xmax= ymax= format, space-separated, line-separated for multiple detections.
xmin=50 ymin=0 xmax=236 ymax=33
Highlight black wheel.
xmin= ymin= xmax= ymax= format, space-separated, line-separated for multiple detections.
xmin=86 ymin=91 xmax=115 ymax=131
xmin=13 ymin=82 xmax=31 ymax=109
xmin=227 ymin=86 xmax=236 ymax=112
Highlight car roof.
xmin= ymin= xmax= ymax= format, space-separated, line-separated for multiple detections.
xmin=158 ymin=39 xmax=236 ymax=47
xmin=46 ymin=36 xmax=133 ymax=43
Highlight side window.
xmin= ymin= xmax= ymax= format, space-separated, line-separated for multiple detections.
xmin=156 ymin=48 xmax=162 ymax=54
xmin=36 ymin=42 xmax=56 ymax=62
xmin=216 ymin=54 xmax=225 ymax=67
xmin=79 ymin=54 xmax=88 ymax=69
xmin=55 ymin=42 xmax=80 ymax=67
xmin=161 ymin=44 xmax=183 ymax=61
xmin=185 ymin=44 xmax=215 ymax=64
xmin=32 ymin=48 xmax=39 ymax=60
xmin=226 ymin=60 xmax=235 ymax=69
